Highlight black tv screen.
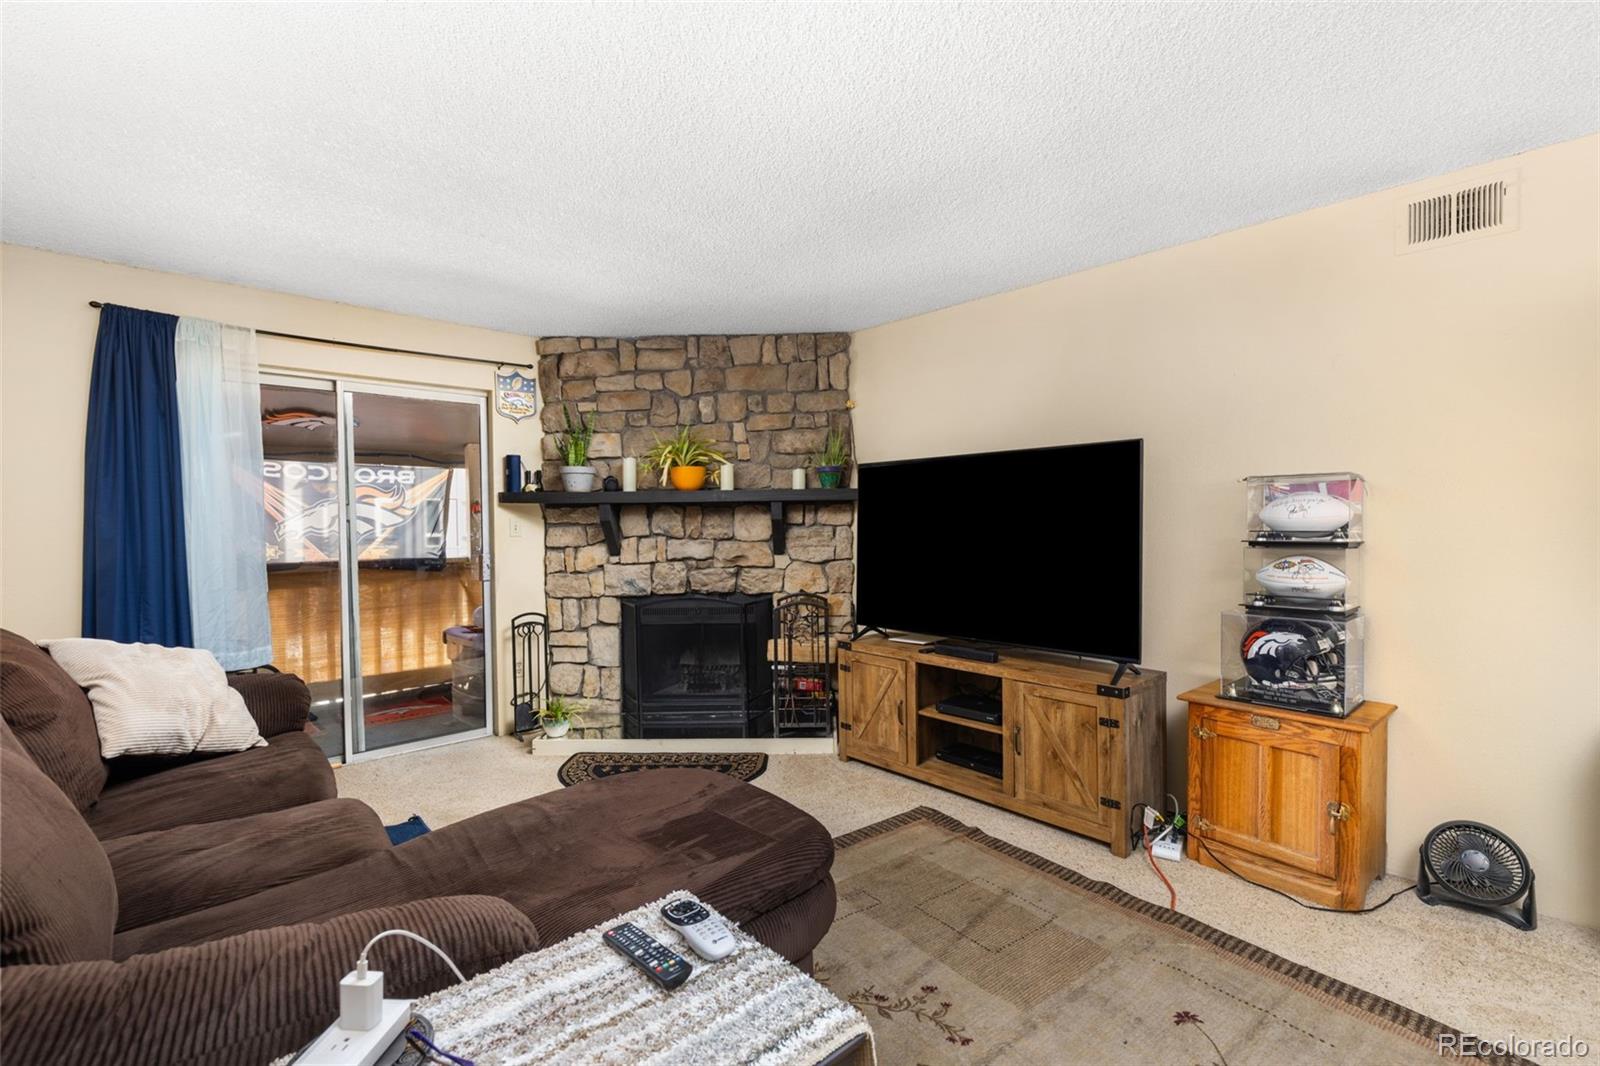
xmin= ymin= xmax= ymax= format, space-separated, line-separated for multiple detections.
xmin=855 ymin=439 xmax=1142 ymax=663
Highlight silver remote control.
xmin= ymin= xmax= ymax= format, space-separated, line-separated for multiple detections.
xmin=661 ymin=899 xmax=737 ymax=961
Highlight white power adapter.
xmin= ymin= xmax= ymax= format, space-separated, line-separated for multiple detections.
xmin=294 ymin=964 xmax=413 ymax=1066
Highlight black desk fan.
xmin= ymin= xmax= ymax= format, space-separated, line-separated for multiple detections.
xmin=1416 ymin=820 xmax=1535 ymax=931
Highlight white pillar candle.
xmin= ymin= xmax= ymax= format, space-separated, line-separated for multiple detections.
xmin=622 ymin=457 xmax=638 ymax=492
xmin=791 ymin=468 xmax=806 ymax=490
xmin=721 ymin=462 xmax=735 ymax=491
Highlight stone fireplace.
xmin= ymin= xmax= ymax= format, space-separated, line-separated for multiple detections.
xmin=536 ymin=334 xmax=854 ymax=738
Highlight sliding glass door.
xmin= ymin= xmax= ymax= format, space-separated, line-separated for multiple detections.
xmin=339 ymin=383 xmax=493 ymax=757
xmin=260 ymin=375 xmax=493 ymax=762
xmin=261 ymin=376 xmax=349 ymax=760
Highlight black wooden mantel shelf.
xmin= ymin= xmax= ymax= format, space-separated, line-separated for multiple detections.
xmin=497 ymin=488 xmax=858 ymax=557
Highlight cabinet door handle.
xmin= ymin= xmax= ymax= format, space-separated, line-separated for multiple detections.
xmin=1192 ymin=726 xmax=1216 ymax=740
xmin=897 ymin=701 xmax=904 ymax=726
xmin=1327 ymin=801 xmax=1352 ymax=835
xmin=1012 ymin=725 xmax=1022 ymax=755
xmin=1248 ymin=714 xmax=1281 ymax=731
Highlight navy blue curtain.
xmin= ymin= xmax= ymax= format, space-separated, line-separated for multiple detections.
xmin=82 ymin=304 xmax=193 ymax=646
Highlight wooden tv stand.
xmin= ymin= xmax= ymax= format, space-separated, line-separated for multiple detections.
xmin=836 ymin=637 xmax=1165 ymax=857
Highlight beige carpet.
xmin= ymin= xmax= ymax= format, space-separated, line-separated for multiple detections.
xmin=336 ymin=738 xmax=1600 ymax=1056
xmin=816 ymin=808 xmax=1529 ymax=1066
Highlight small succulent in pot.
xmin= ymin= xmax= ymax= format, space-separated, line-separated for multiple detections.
xmin=556 ymin=405 xmax=599 ymax=492
xmin=811 ymin=427 xmax=852 ymax=489
xmin=642 ymin=426 xmax=727 ymax=491
xmin=540 ymin=695 xmax=581 ymax=738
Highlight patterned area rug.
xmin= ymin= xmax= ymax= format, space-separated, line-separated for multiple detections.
xmin=815 ymin=808 xmax=1527 ymax=1066
xmin=555 ymin=751 xmax=768 ymax=787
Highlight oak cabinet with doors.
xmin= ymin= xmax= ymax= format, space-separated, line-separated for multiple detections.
xmin=836 ymin=637 xmax=1165 ymax=857
xmin=1181 ymin=682 xmax=1396 ymax=910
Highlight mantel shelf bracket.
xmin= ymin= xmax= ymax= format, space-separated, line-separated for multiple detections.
xmin=770 ymin=501 xmax=788 ymax=556
xmin=597 ymin=502 xmax=622 ymax=556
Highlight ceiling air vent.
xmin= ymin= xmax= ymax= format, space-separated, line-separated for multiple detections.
xmin=1397 ymin=172 xmax=1518 ymax=254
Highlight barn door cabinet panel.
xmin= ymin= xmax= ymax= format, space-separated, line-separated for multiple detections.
xmin=1013 ymin=683 xmax=1109 ymax=834
xmin=836 ymin=637 xmax=1165 ymax=857
xmin=836 ymin=649 xmax=908 ymax=765
xmin=1181 ymin=682 xmax=1396 ymax=910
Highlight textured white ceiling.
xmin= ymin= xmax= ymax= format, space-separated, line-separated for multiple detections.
xmin=3 ymin=3 xmax=1595 ymax=336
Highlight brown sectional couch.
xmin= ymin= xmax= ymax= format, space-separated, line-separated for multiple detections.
xmin=0 ymin=631 xmax=836 ymax=1064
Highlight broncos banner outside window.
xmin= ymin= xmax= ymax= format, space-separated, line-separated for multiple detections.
xmin=263 ymin=460 xmax=470 ymax=565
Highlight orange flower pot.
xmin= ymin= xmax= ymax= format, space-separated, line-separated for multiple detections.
xmin=669 ymin=464 xmax=707 ymax=491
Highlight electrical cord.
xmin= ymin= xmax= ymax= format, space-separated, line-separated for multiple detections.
xmin=1193 ymin=836 xmax=1414 ymax=914
xmin=1143 ymin=825 xmax=1177 ymax=910
xmin=1130 ymin=802 xmax=1179 ymax=910
xmin=358 ymin=929 xmax=467 ymax=983
xmin=407 ymin=1026 xmax=474 ymax=1066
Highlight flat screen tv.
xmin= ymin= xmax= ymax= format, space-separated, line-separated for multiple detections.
xmin=855 ymin=439 xmax=1142 ymax=663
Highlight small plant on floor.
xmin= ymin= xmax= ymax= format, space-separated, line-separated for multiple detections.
xmin=642 ymin=426 xmax=727 ymax=491
xmin=810 ymin=427 xmax=852 ymax=489
xmin=540 ymin=696 xmax=582 ymax=738
xmin=556 ymin=405 xmax=599 ymax=491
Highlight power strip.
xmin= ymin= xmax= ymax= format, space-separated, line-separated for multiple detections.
xmin=294 ymin=998 xmax=412 ymax=1065
xmin=1151 ymin=826 xmax=1184 ymax=863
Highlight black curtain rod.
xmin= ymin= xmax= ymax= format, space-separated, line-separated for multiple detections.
xmin=87 ymin=301 xmax=533 ymax=369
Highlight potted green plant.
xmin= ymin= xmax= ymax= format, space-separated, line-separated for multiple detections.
xmin=556 ymin=405 xmax=598 ymax=492
xmin=540 ymin=695 xmax=581 ymax=738
xmin=811 ymin=427 xmax=851 ymax=489
xmin=642 ymin=426 xmax=727 ymax=491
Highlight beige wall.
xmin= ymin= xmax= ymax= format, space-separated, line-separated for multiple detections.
xmin=0 ymin=244 xmax=545 ymax=739
xmin=850 ymin=136 xmax=1599 ymax=926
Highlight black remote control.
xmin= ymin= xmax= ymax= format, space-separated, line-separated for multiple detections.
xmin=603 ymin=922 xmax=692 ymax=989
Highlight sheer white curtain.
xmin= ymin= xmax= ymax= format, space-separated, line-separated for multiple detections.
xmin=174 ymin=317 xmax=272 ymax=669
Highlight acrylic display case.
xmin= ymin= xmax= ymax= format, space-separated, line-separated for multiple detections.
xmin=1221 ymin=608 xmax=1366 ymax=717
xmin=1242 ymin=544 xmax=1363 ymax=614
xmin=1245 ymin=472 xmax=1365 ymax=546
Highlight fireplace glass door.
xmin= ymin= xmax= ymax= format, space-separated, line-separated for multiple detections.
xmin=639 ymin=619 xmax=747 ymax=701
xmin=622 ymin=594 xmax=772 ymax=738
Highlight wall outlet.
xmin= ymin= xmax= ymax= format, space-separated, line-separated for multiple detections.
xmin=508 ymin=517 xmax=523 ymax=539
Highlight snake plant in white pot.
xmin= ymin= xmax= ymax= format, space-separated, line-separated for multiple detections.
xmin=556 ymin=405 xmax=598 ymax=492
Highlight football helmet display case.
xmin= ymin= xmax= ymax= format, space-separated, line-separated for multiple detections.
xmin=1222 ymin=609 xmax=1365 ymax=717
xmin=1229 ymin=472 xmax=1367 ymax=717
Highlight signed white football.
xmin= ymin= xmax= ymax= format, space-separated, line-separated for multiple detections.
xmin=1259 ymin=492 xmax=1352 ymax=535
xmin=1256 ymin=555 xmax=1348 ymax=599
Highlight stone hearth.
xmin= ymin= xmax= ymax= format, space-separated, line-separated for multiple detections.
xmin=536 ymin=334 xmax=854 ymax=738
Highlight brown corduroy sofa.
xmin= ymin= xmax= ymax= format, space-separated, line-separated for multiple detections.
xmin=0 ymin=630 xmax=836 ymax=1065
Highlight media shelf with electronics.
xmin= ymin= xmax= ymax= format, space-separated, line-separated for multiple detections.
xmin=838 ymin=636 xmax=1165 ymax=856
xmin=497 ymin=488 xmax=857 ymax=556
xmin=840 ymin=439 xmax=1163 ymax=856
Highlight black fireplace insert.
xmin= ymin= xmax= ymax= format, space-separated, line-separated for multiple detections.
xmin=621 ymin=594 xmax=774 ymax=738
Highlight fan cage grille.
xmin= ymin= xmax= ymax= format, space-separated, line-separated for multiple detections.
xmin=1424 ymin=823 xmax=1527 ymax=904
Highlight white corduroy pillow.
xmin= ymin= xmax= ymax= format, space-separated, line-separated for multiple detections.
xmin=43 ymin=639 xmax=267 ymax=759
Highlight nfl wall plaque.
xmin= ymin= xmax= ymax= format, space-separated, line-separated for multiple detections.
xmin=1223 ymin=473 xmax=1367 ymax=716
xmin=495 ymin=368 xmax=539 ymax=422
